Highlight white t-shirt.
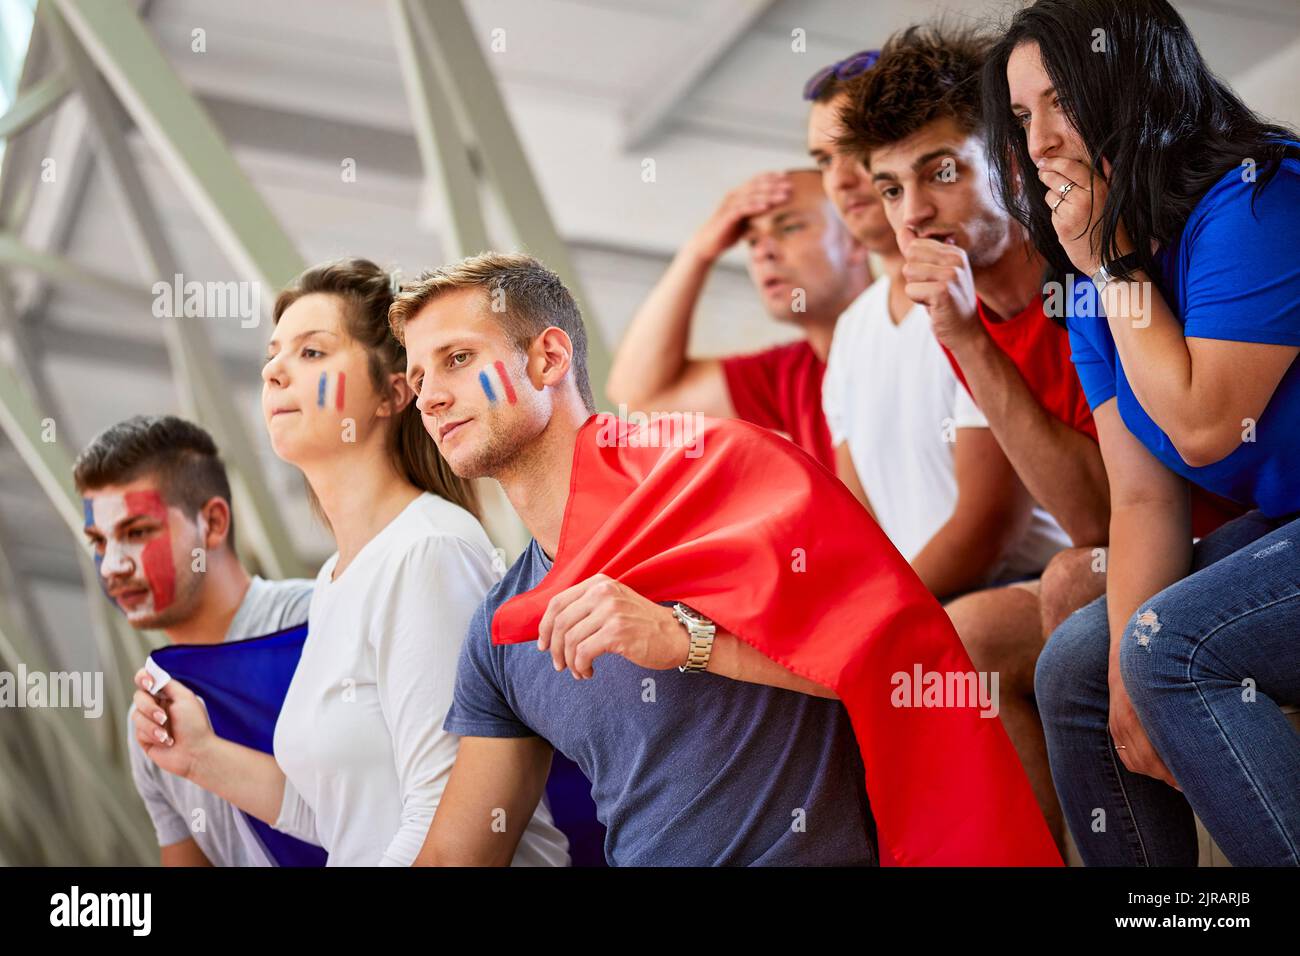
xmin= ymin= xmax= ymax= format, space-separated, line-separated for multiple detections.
xmin=272 ymin=492 xmax=570 ymax=867
xmin=823 ymin=275 xmax=1069 ymax=581
xmin=128 ymin=575 xmax=314 ymax=865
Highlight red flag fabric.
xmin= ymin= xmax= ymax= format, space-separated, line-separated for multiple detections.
xmin=493 ymin=413 xmax=1062 ymax=866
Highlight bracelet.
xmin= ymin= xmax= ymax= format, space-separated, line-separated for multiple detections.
xmin=1091 ymin=252 xmax=1140 ymax=294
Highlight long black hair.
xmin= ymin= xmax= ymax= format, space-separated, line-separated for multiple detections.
xmin=983 ymin=0 xmax=1299 ymax=302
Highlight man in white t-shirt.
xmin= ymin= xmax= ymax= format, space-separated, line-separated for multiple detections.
xmin=808 ymin=54 xmax=1069 ymax=596
xmin=830 ymin=27 xmax=1121 ymax=851
xmin=75 ymin=415 xmax=313 ymax=866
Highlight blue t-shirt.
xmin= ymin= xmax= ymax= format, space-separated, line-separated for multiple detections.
xmin=1067 ymin=150 xmax=1300 ymax=516
xmin=444 ymin=540 xmax=877 ymax=866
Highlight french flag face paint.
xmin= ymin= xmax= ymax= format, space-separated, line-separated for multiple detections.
xmin=317 ymin=371 xmax=346 ymax=411
xmin=83 ymin=497 xmax=100 ymax=573
xmin=83 ymin=490 xmax=177 ymax=622
xmin=478 ymin=360 xmax=517 ymax=405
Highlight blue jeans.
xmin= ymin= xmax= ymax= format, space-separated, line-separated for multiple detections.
xmin=1036 ymin=510 xmax=1300 ymax=866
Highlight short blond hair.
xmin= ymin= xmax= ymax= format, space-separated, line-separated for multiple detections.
xmin=388 ymin=252 xmax=594 ymax=412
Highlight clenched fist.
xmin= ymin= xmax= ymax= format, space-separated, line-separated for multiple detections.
xmin=901 ymin=237 xmax=982 ymax=350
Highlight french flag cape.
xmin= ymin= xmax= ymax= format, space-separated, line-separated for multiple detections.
xmin=148 ymin=624 xmax=328 ymax=867
xmin=492 ymin=413 xmax=1062 ymax=866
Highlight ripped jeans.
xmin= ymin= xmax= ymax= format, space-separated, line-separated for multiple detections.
xmin=1036 ymin=509 xmax=1300 ymax=866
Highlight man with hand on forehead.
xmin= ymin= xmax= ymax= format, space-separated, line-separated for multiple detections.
xmin=76 ymin=415 xmax=313 ymax=866
xmin=605 ymin=165 xmax=871 ymax=473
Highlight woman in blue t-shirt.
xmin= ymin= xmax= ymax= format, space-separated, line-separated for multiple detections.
xmin=983 ymin=0 xmax=1300 ymax=866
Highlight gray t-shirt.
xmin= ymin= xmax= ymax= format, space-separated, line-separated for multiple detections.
xmin=127 ymin=575 xmax=313 ymax=866
xmin=444 ymin=541 xmax=877 ymax=866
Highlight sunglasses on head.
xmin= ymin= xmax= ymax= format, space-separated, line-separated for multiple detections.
xmin=803 ymin=49 xmax=881 ymax=102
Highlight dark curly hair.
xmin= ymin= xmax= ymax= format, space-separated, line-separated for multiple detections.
xmin=835 ymin=23 xmax=993 ymax=161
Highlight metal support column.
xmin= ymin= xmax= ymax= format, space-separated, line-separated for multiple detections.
xmin=390 ymin=0 xmax=490 ymax=260
xmin=46 ymin=0 xmax=310 ymax=578
xmin=404 ymin=0 xmax=612 ymax=398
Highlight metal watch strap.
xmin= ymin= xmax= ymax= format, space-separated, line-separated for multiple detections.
xmin=673 ymin=603 xmax=715 ymax=673
xmin=1092 ymin=252 xmax=1140 ymax=293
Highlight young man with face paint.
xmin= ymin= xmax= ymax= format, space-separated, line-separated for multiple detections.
xmin=398 ymin=253 xmax=874 ymax=865
xmin=391 ymin=252 xmax=1059 ymax=867
xmin=75 ymin=415 xmax=314 ymax=866
xmin=604 ymin=168 xmax=870 ymax=472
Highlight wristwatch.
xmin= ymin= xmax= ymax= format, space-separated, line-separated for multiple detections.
xmin=1090 ymin=252 xmax=1140 ymax=295
xmin=672 ymin=603 xmax=716 ymax=673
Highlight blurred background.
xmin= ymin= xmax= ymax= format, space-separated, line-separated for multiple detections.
xmin=0 ymin=0 xmax=1295 ymax=864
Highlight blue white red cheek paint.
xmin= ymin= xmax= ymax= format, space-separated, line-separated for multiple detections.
xmin=84 ymin=492 xmax=176 ymax=619
xmin=83 ymin=497 xmax=107 ymax=594
xmin=317 ymin=371 xmax=346 ymax=410
xmin=479 ymin=361 xmax=517 ymax=404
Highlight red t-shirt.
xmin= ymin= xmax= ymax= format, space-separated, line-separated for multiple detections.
xmin=720 ymin=340 xmax=834 ymax=471
xmin=943 ymin=297 xmax=1243 ymax=537
xmin=944 ymin=296 xmax=1098 ymax=440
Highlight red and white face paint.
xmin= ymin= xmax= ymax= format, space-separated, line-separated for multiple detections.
xmin=84 ymin=490 xmax=177 ymax=622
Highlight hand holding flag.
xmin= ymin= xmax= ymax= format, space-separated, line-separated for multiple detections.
xmin=131 ymin=667 xmax=214 ymax=782
xmin=493 ymin=413 xmax=1064 ymax=866
xmin=537 ymin=573 xmax=688 ymax=678
xmin=135 ymin=627 xmax=329 ymax=865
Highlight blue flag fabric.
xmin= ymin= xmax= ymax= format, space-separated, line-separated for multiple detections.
xmin=544 ymin=753 xmax=606 ymax=868
xmin=149 ymin=624 xmax=328 ymax=867
xmin=151 ymin=623 xmax=605 ymax=867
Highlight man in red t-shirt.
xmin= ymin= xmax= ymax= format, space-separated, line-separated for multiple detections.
xmin=605 ymin=169 xmax=871 ymax=472
xmin=835 ymin=28 xmax=1249 ymax=856
xmin=834 ymin=27 xmax=1115 ymax=854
